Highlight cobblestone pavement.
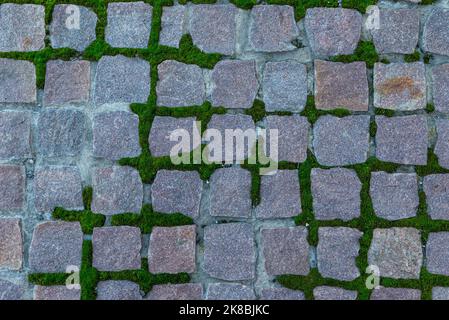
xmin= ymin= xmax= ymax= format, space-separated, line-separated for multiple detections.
xmin=2 ymin=0 xmax=449 ymax=301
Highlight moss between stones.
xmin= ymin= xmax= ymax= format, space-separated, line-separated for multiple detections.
xmin=404 ymin=50 xmax=421 ymax=63
xmin=331 ymin=41 xmax=384 ymax=69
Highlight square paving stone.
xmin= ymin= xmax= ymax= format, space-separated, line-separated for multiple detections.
xmin=368 ymin=228 xmax=423 ymax=279
xmin=426 ymin=232 xmax=449 ymax=276
xmin=260 ymin=288 xmax=305 ymax=300
xmin=93 ymin=226 xmax=141 ymax=272
xmin=261 ymin=227 xmax=309 ymax=276
xmin=262 ymin=61 xmax=307 ymax=112
xmin=370 ymin=172 xmax=419 ymax=221
xmin=92 ymin=166 xmax=143 ymax=215
xmin=37 ymin=109 xmax=86 ymax=157
xmin=93 ymin=111 xmax=141 ymax=160
xmin=317 ymin=227 xmax=362 ymax=281
xmin=435 ymin=120 xmax=449 ymax=170
xmin=43 ymin=60 xmax=90 ymax=105
xmin=146 ymin=284 xmax=203 ymax=300
xmin=94 ymin=55 xmax=150 ymax=105
xmin=375 ymin=115 xmax=428 ymax=165
xmin=50 ymin=4 xmax=97 ymax=51
xmin=159 ymin=6 xmax=185 ymax=48
xmin=148 ymin=225 xmax=196 ymax=274
xmin=203 ymin=223 xmax=256 ymax=281
xmin=313 ymin=286 xmax=358 ymax=300
xmin=372 ymin=9 xmax=420 ymax=54
xmin=0 ymin=279 xmax=23 ymax=300
xmin=0 ymin=4 xmax=45 ymax=52
xmin=206 ymin=283 xmax=255 ymax=300
xmin=156 ymin=60 xmax=205 ymax=107
xmin=249 ymin=5 xmax=298 ymax=53
xmin=374 ymin=62 xmax=426 ymax=111
xmin=209 ymin=167 xmax=252 ymax=218
xmin=0 ymin=59 xmax=36 ymax=103
xmin=432 ymin=287 xmax=449 ymax=300
xmin=0 ymin=111 xmax=32 ymax=159
xmin=0 ymin=218 xmax=22 ymax=270
xmin=0 ymin=165 xmax=26 ymax=212
xmin=29 ymin=221 xmax=83 ymax=273
xmin=255 ymin=170 xmax=301 ymax=219
xmin=423 ymin=175 xmax=449 ymax=220
xmin=370 ymin=287 xmax=421 ymax=300
xmin=96 ymin=280 xmax=142 ymax=300
xmin=34 ymin=286 xmax=80 ymax=300
xmin=432 ymin=64 xmax=449 ymax=113
xmin=305 ymin=8 xmax=362 ymax=57
xmin=105 ymin=2 xmax=152 ymax=48
xmin=189 ymin=5 xmax=237 ymax=55
xmin=211 ymin=60 xmax=259 ymax=109
xmin=314 ymin=60 xmax=369 ymax=111
xmin=423 ymin=8 xmax=449 ymax=57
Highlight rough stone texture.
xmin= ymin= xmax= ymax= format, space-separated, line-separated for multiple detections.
xmin=435 ymin=119 xmax=449 ymax=170
xmin=0 ymin=165 xmax=26 ymax=212
xmin=432 ymin=287 xmax=449 ymax=300
xmin=93 ymin=111 xmax=141 ymax=160
xmin=156 ymin=60 xmax=205 ymax=107
xmin=261 ymin=227 xmax=309 ymax=276
xmin=426 ymin=232 xmax=449 ymax=276
xmin=249 ymin=5 xmax=298 ymax=53
xmin=313 ymin=115 xmax=370 ymax=167
xmin=424 ymin=174 xmax=449 ymax=220
xmin=43 ymin=60 xmax=90 ymax=105
xmin=29 ymin=221 xmax=83 ymax=273
xmin=209 ymin=167 xmax=252 ymax=218
xmin=423 ymin=8 xmax=449 ymax=57
xmin=313 ymin=286 xmax=358 ymax=300
xmin=370 ymin=172 xmax=419 ymax=221
xmin=432 ymin=64 xmax=449 ymax=113
xmin=148 ymin=225 xmax=196 ymax=274
xmin=211 ymin=60 xmax=258 ymax=109
xmin=311 ymin=168 xmax=361 ymax=221
xmin=305 ymin=8 xmax=362 ymax=57
xmin=94 ymin=55 xmax=150 ymax=105
xmin=368 ymin=228 xmax=423 ymax=279
xmin=370 ymin=287 xmax=421 ymax=300
xmin=375 ymin=115 xmax=428 ymax=165
xmin=314 ymin=60 xmax=369 ymax=111
xmin=34 ymin=166 xmax=84 ymax=213
xmin=374 ymin=62 xmax=426 ymax=111
xmin=0 ymin=279 xmax=22 ymax=300
xmin=92 ymin=226 xmax=142 ymax=272
xmin=260 ymin=288 xmax=305 ymax=300
xmin=317 ymin=227 xmax=362 ymax=281
xmin=0 ymin=59 xmax=36 ymax=103
xmin=203 ymin=223 xmax=256 ymax=281
xmin=92 ymin=166 xmax=143 ymax=215
xmin=0 ymin=218 xmax=22 ymax=270
xmin=96 ymin=281 xmax=142 ymax=300
xmin=34 ymin=286 xmax=80 ymax=300
xmin=50 ymin=4 xmax=97 ymax=51
xmin=151 ymin=170 xmax=202 ymax=218
xmin=147 ymin=284 xmax=203 ymax=300
xmin=262 ymin=61 xmax=307 ymax=112
xmin=372 ymin=9 xmax=420 ymax=54
xmin=256 ymin=170 xmax=301 ymax=219
xmin=159 ymin=6 xmax=185 ymax=48
xmin=189 ymin=5 xmax=237 ymax=55
xmin=206 ymin=283 xmax=255 ymax=300
xmin=0 ymin=4 xmax=45 ymax=52
xmin=0 ymin=111 xmax=32 ymax=159
xmin=105 ymin=2 xmax=152 ymax=48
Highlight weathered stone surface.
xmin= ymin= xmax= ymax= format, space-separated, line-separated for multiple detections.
xmin=206 ymin=283 xmax=255 ymax=300
xmin=156 ymin=60 xmax=205 ymax=107
xmin=368 ymin=228 xmax=423 ymax=279
xmin=211 ymin=60 xmax=258 ymax=109
xmin=370 ymin=287 xmax=421 ymax=300
xmin=261 ymin=227 xmax=309 ymax=276
xmin=203 ymin=223 xmax=256 ymax=281
xmin=29 ymin=221 xmax=83 ymax=273
xmin=375 ymin=115 xmax=428 ymax=165
xmin=0 ymin=279 xmax=22 ymax=300
xmin=0 ymin=111 xmax=32 ymax=159
xmin=256 ymin=170 xmax=301 ymax=219
xmin=426 ymin=232 xmax=449 ymax=276
xmin=313 ymin=115 xmax=370 ymax=166
xmin=96 ymin=281 xmax=142 ymax=300
xmin=93 ymin=111 xmax=141 ymax=160
xmin=34 ymin=286 xmax=80 ymax=300
xmin=44 ymin=60 xmax=90 ymax=105
xmin=314 ymin=60 xmax=369 ymax=111
xmin=0 ymin=218 xmax=22 ymax=270
xmin=317 ymin=227 xmax=362 ymax=281
xmin=0 ymin=165 xmax=26 ymax=212
xmin=435 ymin=120 xmax=449 ymax=170
xmin=0 ymin=4 xmax=45 ymax=52
xmin=262 ymin=61 xmax=307 ymax=112
xmin=159 ymin=6 xmax=185 ymax=48
xmin=432 ymin=287 xmax=449 ymax=300
xmin=147 ymin=284 xmax=203 ymax=300
xmin=305 ymin=8 xmax=362 ymax=57
xmin=374 ymin=62 xmax=427 ymax=111
xmin=50 ymin=4 xmax=97 ymax=51
xmin=209 ymin=167 xmax=252 ymax=218
xmin=105 ymin=2 xmax=152 ymax=48
xmin=151 ymin=170 xmax=202 ymax=218
xmin=249 ymin=5 xmax=298 ymax=52
xmin=260 ymin=288 xmax=305 ymax=300
xmin=313 ymin=286 xmax=358 ymax=300
xmin=432 ymin=64 xmax=449 ymax=113
xmin=148 ymin=225 xmax=196 ymax=274
xmin=0 ymin=59 xmax=36 ymax=103
xmin=93 ymin=226 xmax=141 ymax=272
xmin=189 ymin=5 xmax=237 ymax=55
xmin=370 ymin=172 xmax=419 ymax=221
xmin=34 ymin=166 xmax=83 ymax=213
xmin=423 ymin=8 xmax=449 ymax=57
xmin=94 ymin=55 xmax=150 ymax=105
xmin=424 ymin=175 xmax=449 ymax=220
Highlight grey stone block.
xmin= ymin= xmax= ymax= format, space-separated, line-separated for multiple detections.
xmin=0 ymin=165 xmax=26 ymax=212
xmin=426 ymin=232 xmax=449 ymax=276
xmin=432 ymin=64 xmax=449 ymax=113
xmin=0 ymin=111 xmax=32 ymax=159
xmin=0 ymin=59 xmax=36 ymax=103
xmin=432 ymin=287 xmax=449 ymax=300
xmin=423 ymin=174 xmax=449 ymax=220
xmin=260 ymin=288 xmax=305 ymax=300
xmin=34 ymin=286 xmax=80 ymax=300
xmin=313 ymin=286 xmax=358 ymax=300
xmin=146 ymin=284 xmax=203 ymax=300
xmin=159 ymin=6 xmax=185 ymax=48
xmin=0 ymin=279 xmax=23 ymax=300
xmin=0 ymin=218 xmax=22 ymax=270
xmin=370 ymin=287 xmax=421 ymax=300
xmin=423 ymin=8 xmax=449 ymax=57
xmin=435 ymin=119 xmax=449 ymax=170
xmin=96 ymin=281 xmax=142 ymax=300
xmin=206 ymin=283 xmax=255 ymax=300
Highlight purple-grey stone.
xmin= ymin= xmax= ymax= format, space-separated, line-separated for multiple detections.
xmin=426 ymin=232 xmax=449 ymax=276
xmin=370 ymin=287 xmax=421 ymax=300
xmin=146 ymin=284 xmax=203 ymax=300
xmin=0 ymin=165 xmax=26 ymax=212
xmin=260 ymin=288 xmax=305 ymax=300
xmin=313 ymin=286 xmax=358 ymax=300
xmin=435 ymin=119 xmax=449 ymax=170
xmin=96 ymin=281 xmax=142 ymax=300
xmin=432 ymin=287 xmax=449 ymax=300
xmin=34 ymin=286 xmax=80 ymax=300
xmin=0 ymin=111 xmax=32 ymax=159
xmin=0 ymin=59 xmax=36 ymax=103
xmin=206 ymin=283 xmax=255 ymax=300
xmin=432 ymin=64 xmax=449 ymax=113
xmin=0 ymin=279 xmax=23 ymax=300
xmin=423 ymin=8 xmax=449 ymax=57
xmin=159 ymin=6 xmax=185 ymax=48
xmin=0 ymin=218 xmax=22 ymax=270
xmin=423 ymin=174 xmax=449 ymax=220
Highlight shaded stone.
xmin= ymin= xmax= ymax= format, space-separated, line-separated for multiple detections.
xmin=432 ymin=64 xmax=449 ymax=113
xmin=0 ymin=218 xmax=22 ymax=270
xmin=314 ymin=60 xmax=369 ymax=111
xmin=432 ymin=287 xmax=449 ymax=300
xmin=0 ymin=279 xmax=22 ymax=300
xmin=368 ymin=228 xmax=422 ymax=279
xmin=370 ymin=287 xmax=421 ymax=300
xmin=206 ymin=283 xmax=255 ymax=300
xmin=0 ymin=165 xmax=26 ymax=212
xmin=423 ymin=8 xmax=449 ymax=57
xmin=0 ymin=111 xmax=32 ymax=159
xmin=96 ymin=281 xmax=142 ymax=300
xmin=203 ymin=223 xmax=256 ymax=281
xmin=435 ymin=119 xmax=449 ymax=170
xmin=426 ymin=232 xmax=449 ymax=276
xmin=313 ymin=286 xmax=358 ymax=300
xmin=147 ymin=284 xmax=203 ymax=300
xmin=159 ymin=6 xmax=185 ymax=48
xmin=260 ymin=288 xmax=305 ymax=300
xmin=29 ymin=221 xmax=83 ymax=273
xmin=424 ymin=174 xmax=449 ymax=220
xmin=0 ymin=59 xmax=36 ymax=103
xmin=34 ymin=286 xmax=80 ymax=300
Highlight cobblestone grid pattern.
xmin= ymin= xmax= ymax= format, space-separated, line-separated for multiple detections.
xmin=2 ymin=0 xmax=449 ymax=301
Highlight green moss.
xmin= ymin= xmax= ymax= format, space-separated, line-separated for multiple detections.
xmin=28 ymin=273 xmax=68 ymax=286
xmin=404 ymin=50 xmax=421 ymax=63
xmin=421 ymin=0 xmax=436 ymax=4
xmin=331 ymin=41 xmax=380 ymax=69
xmin=424 ymin=53 xmax=432 ymax=64
xmin=426 ymin=103 xmax=435 ymax=113
xmin=300 ymin=96 xmax=352 ymax=125
xmin=80 ymin=240 xmax=98 ymax=300
xmin=245 ymin=100 xmax=267 ymax=123
xmin=369 ymin=121 xmax=377 ymax=138
xmin=295 ymin=0 xmax=339 ymax=20
xmin=341 ymin=0 xmax=377 ymax=13
xmin=375 ymin=108 xmax=395 ymax=117
xmin=416 ymin=149 xmax=449 ymax=177
xmin=230 ymin=0 xmax=257 ymax=10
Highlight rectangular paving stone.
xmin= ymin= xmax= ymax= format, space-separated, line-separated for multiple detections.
xmin=435 ymin=119 xmax=449 ymax=170
xmin=313 ymin=286 xmax=357 ymax=300
xmin=432 ymin=287 xmax=449 ymax=300
xmin=423 ymin=174 xmax=449 ymax=220
xmin=426 ymin=232 xmax=449 ymax=276
xmin=371 ymin=287 xmax=421 ymax=300
xmin=146 ymin=284 xmax=203 ymax=300
xmin=423 ymin=8 xmax=449 ymax=57
xmin=0 ymin=165 xmax=26 ymax=212
xmin=34 ymin=286 xmax=80 ymax=300
xmin=206 ymin=283 xmax=255 ymax=300
xmin=260 ymin=288 xmax=305 ymax=300
xmin=96 ymin=280 xmax=142 ymax=300
xmin=0 ymin=279 xmax=23 ymax=300
xmin=0 ymin=111 xmax=32 ymax=159
xmin=0 ymin=59 xmax=36 ymax=103
xmin=432 ymin=64 xmax=449 ymax=113
xmin=0 ymin=218 xmax=22 ymax=270
xmin=159 ymin=6 xmax=185 ymax=48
